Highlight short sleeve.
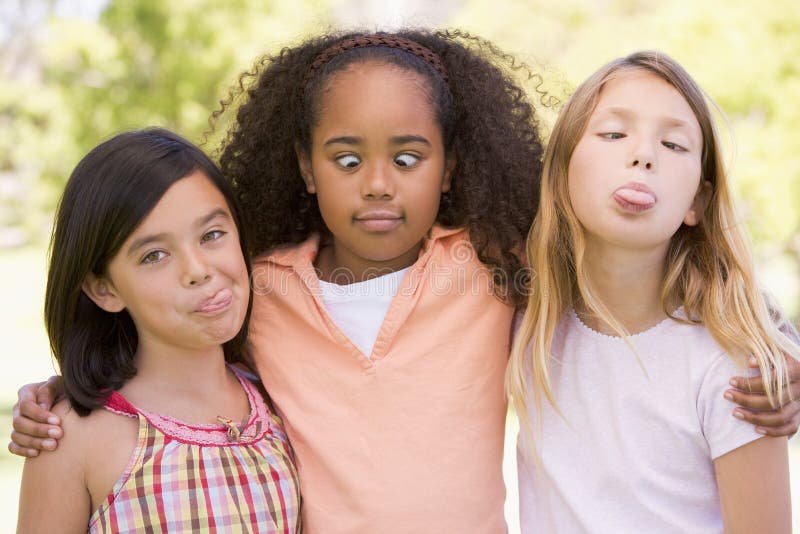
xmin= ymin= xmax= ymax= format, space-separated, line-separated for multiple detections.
xmin=697 ymin=352 xmax=763 ymax=459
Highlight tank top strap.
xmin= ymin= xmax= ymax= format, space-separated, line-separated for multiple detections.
xmin=231 ymin=365 xmax=271 ymax=424
xmin=104 ymin=391 xmax=139 ymax=418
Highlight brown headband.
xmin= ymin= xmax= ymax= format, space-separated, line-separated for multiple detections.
xmin=305 ymin=34 xmax=449 ymax=86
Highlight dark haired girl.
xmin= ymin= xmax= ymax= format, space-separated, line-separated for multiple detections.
xmin=17 ymin=128 xmax=299 ymax=532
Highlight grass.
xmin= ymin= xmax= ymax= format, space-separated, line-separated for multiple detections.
xmin=2 ymin=246 xmax=799 ymax=532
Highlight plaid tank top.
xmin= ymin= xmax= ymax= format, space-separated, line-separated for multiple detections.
xmin=88 ymin=368 xmax=300 ymax=533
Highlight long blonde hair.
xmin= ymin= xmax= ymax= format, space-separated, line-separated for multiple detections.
xmin=507 ymin=50 xmax=798 ymax=461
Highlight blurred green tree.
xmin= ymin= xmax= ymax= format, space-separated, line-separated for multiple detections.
xmin=1 ymin=0 xmax=330 ymax=243
xmin=1 ymin=0 xmax=798 ymax=316
xmin=454 ymin=0 xmax=800 ymax=317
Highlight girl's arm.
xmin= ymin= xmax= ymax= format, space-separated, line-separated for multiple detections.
xmin=17 ymin=402 xmax=90 ymax=533
xmin=714 ymin=436 xmax=791 ymax=534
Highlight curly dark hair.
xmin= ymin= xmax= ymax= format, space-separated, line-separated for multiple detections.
xmin=212 ymin=29 xmax=545 ymax=306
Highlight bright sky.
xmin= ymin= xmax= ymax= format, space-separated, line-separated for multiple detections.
xmin=0 ymin=0 xmax=107 ymax=41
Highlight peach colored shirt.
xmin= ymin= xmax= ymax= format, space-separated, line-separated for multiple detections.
xmin=249 ymin=226 xmax=513 ymax=533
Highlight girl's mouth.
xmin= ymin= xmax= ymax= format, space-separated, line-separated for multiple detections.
xmin=195 ymin=288 xmax=233 ymax=314
xmin=354 ymin=210 xmax=403 ymax=232
xmin=613 ymin=183 xmax=656 ymax=212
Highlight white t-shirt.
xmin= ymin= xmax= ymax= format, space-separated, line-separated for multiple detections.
xmin=518 ymin=308 xmax=762 ymax=534
xmin=318 ymin=267 xmax=410 ymax=357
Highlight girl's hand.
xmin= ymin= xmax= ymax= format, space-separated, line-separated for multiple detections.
xmin=9 ymin=376 xmax=64 ymax=457
xmin=725 ymin=356 xmax=800 ymax=437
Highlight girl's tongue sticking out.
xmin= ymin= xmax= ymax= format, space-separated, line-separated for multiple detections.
xmin=613 ymin=183 xmax=656 ymax=212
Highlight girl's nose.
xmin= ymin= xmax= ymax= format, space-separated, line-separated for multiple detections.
xmin=630 ymin=140 xmax=657 ymax=171
xmin=360 ymin=163 xmax=395 ymax=199
xmin=182 ymin=250 xmax=212 ymax=287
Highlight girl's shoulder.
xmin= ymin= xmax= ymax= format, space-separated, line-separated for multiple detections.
xmin=17 ymin=399 xmax=99 ymax=532
xmin=53 ymin=397 xmax=138 ymax=444
xmin=49 ymin=399 xmax=100 ymax=459
xmin=23 ymin=399 xmax=93 ymax=476
xmin=53 ymin=398 xmax=140 ymax=509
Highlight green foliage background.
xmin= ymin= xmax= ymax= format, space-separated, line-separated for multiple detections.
xmin=1 ymin=0 xmax=799 ymax=530
xmin=2 ymin=0 xmax=798 ymax=317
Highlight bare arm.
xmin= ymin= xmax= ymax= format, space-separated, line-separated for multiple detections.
xmin=17 ymin=403 xmax=90 ymax=533
xmin=714 ymin=436 xmax=791 ymax=534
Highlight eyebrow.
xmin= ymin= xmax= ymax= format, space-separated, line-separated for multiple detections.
xmin=127 ymin=208 xmax=231 ymax=257
xmin=324 ymin=136 xmax=360 ymax=146
xmin=599 ymin=107 xmax=693 ymax=129
xmin=323 ymin=135 xmax=431 ymax=147
xmin=390 ymin=135 xmax=431 ymax=146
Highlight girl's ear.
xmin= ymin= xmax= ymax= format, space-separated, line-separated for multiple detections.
xmin=81 ymin=273 xmax=125 ymax=313
xmin=683 ymin=179 xmax=713 ymax=226
xmin=441 ymin=153 xmax=457 ymax=193
xmin=295 ymin=142 xmax=316 ymax=194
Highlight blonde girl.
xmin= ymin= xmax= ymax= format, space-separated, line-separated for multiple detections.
xmin=509 ymin=51 xmax=797 ymax=533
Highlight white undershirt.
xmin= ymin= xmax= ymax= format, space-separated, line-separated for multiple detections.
xmin=318 ymin=267 xmax=410 ymax=357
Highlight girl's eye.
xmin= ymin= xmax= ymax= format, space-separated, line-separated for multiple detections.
xmin=600 ymin=132 xmax=625 ymax=140
xmin=201 ymin=230 xmax=226 ymax=243
xmin=335 ymin=154 xmax=361 ymax=168
xmin=662 ymin=141 xmax=687 ymax=152
xmin=141 ymin=250 xmax=167 ymax=264
xmin=394 ymin=153 xmax=420 ymax=167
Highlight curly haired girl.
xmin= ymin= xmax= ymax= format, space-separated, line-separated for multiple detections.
xmin=218 ymin=30 xmax=541 ymax=292
xmin=215 ymin=30 xmax=542 ymax=532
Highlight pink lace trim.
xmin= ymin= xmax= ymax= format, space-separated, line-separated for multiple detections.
xmin=104 ymin=367 xmax=272 ymax=446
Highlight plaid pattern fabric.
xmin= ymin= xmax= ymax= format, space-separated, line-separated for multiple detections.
xmin=88 ymin=370 xmax=300 ymax=533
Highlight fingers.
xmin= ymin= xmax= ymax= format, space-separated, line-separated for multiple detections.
xmin=8 ymin=430 xmax=58 ymax=456
xmin=724 ymin=387 xmax=774 ymax=411
xmin=36 ymin=376 xmax=61 ymax=409
xmin=731 ymin=355 xmax=798 ymax=401
xmin=788 ymin=377 xmax=800 ymax=402
xmin=7 ymin=440 xmax=43 ymax=458
xmin=8 ymin=377 xmax=65 ymax=457
xmin=732 ymin=375 xmax=799 ymax=405
xmin=12 ymin=398 xmax=63 ymax=454
xmin=786 ymin=354 xmax=800 ymax=380
xmin=16 ymin=397 xmax=61 ymax=429
xmin=755 ymin=419 xmax=799 ymax=438
xmin=731 ymin=374 xmax=764 ymax=394
xmin=731 ymin=403 xmax=800 ymax=437
xmin=18 ymin=382 xmax=41 ymax=406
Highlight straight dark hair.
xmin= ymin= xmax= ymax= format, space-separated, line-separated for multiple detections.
xmin=45 ymin=128 xmax=252 ymax=416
